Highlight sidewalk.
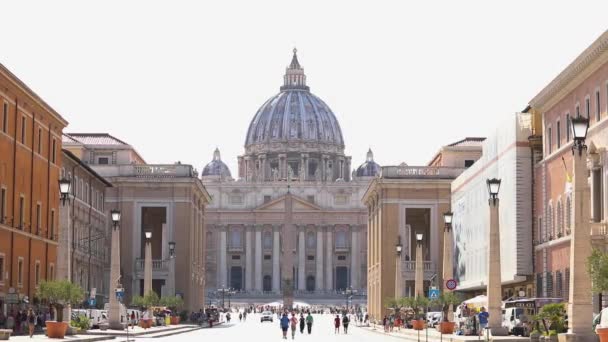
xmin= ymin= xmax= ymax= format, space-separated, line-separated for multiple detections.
xmin=7 ymin=334 xmax=114 ymax=342
xmin=356 ymin=324 xmax=529 ymax=342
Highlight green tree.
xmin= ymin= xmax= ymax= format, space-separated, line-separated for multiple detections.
xmin=143 ymin=291 xmax=160 ymax=308
xmin=537 ymin=303 xmax=566 ymax=333
xmin=37 ymin=280 xmax=84 ymax=322
xmin=587 ymin=248 xmax=608 ymax=293
xmin=131 ymin=295 xmax=146 ymax=308
xmin=160 ymin=296 xmax=184 ymax=312
xmin=431 ymin=292 xmax=461 ymax=322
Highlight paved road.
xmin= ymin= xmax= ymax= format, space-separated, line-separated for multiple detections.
xmin=130 ymin=313 xmax=396 ymax=342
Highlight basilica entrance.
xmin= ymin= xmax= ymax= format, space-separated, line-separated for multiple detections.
xmin=336 ymin=267 xmax=348 ymax=290
xmin=230 ymin=266 xmax=243 ymax=290
xmin=263 ymin=275 xmax=272 ymax=292
xmin=306 ymin=276 xmax=315 ymax=291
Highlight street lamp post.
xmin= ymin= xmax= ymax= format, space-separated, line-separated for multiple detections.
xmin=442 ymin=211 xmax=454 ymax=321
xmin=108 ymin=209 xmax=124 ymax=330
xmin=563 ymin=115 xmax=596 ymax=342
xmin=486 ymin=178 xmax=507 ymax=336
xmin=143 ymin=229 xmax=153 ymax=297
xmin=415 ymin=233 xmax=424 ymax=298
xmin=395 ymin=238 xmax=403 ymax=298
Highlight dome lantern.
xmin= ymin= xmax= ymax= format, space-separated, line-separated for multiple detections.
xmin=280 ymin=48 xmax=309 ymax=92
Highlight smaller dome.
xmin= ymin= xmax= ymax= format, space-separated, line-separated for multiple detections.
xmin=356 ymin=149 xmax=381 ymax=177
xmin=202 ymin=148 xmax=232 ymax=178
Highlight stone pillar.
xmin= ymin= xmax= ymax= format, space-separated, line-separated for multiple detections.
xmin=279 ymin=154 xmax=287 ymax=180
xmin=487 ymin=199 xmax=507 ymax=335
xmin=325 ymin=227 xmax=333 ymax=290
xmin=322 ymin=155 xmax=328 ymax=182
xmin=345 ymin=156 xmax=352 ymax=181
xmin=144 ymin=240 xmax=152 ymax=296
xmin=395 ymin=250 xmax=403 ymax=298
xmin=237 ymin=156 xmax=244 ymax=179
xmin=316 ymin=229 xmax=324 ymax=291
xmin=245 ymin=226 xmax=253 ymax=290
xmin=298 ymin=229 xmax=305 ymax=290
xmin=219 ymin=230 xmax=227 ymax=287
xmin=415 ymin=238 xmax=423 ymax=298
xmin=56 ymin=203 xmax=71 ymax=281
xmin=244 ymin=156 xmax=251 ymax=181
xmin=338 ymin=157 xmax=344 ymax=180
xmin=562 ymin=149 xmax=595 ymax=341
xmin=300 ymin=154 xmax=308 ymax=182
xmin=350 ymin=229 xmax=358 ymax=288
xmin=258 ymin=155 xmax=266 ymax=182
xmin=272 ymin=229 xmax=280 ymax=291
xmin=108 ymin=225 xmax=123 ymax=329
xmin=255 ymin=227 xmax=262 ymax=290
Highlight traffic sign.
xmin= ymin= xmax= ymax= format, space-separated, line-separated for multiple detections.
xmin=446 ymin=278 xmax=458 ymax=290
xmin=428 ymin=288 xmax=440 ymax=299
xmin=89 ymin=298 xmax=96 ymax=307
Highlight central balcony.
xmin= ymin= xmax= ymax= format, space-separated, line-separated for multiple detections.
xmin=402 ymin=260 xmax=435 ymax=280
xmin=135 ymin=258 xmax=171 ymax=278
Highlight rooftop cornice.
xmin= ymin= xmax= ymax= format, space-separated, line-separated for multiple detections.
xmin=530 ymin=30 xmax=608 ymax=112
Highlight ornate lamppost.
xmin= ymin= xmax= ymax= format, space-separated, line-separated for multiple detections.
xmin=108 ymin=209 xmax=124 ymax=330
xmin=486 ymin=178 xmax=507 ymax=335
xmin=395 ymin=237 xmax=403 ymax=298
xmin=442 ymin=211 xmax=454 ymax=321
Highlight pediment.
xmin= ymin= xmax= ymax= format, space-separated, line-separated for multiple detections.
xmin=254 ymin=194 xmax=322 ymax=211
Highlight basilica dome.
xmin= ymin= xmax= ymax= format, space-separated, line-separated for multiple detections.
xmin=356 ymin=149 xmax=381 ymax=177
xmin=244 ymin=49 xmax=344 ymax=152
xmin=202 ymin=148 xmax=231 ymax=178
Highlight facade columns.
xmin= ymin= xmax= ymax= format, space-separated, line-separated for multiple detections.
xmin=254 ymin=226 xmax=262 ymax=290
xmin=350 ymin=228 xmax=358 ymax=289
xmin=298 ymin=229 xmax=305 ymax=290
xmin=108 ymin=224 xmax=123 ymax=329
xmin=279 ymin=154 xmax=287 ymax=180
xmin=565 ymin=149 xmax=594 ymax=339
xmin=144 ymin=239 xmax=152 ymax=296
xmin=272 ymin=229 xmax=280 ymax=291
xmin=245 ymin=225 xmax=253 ymax=290
xmin=325 ymin=226 xmax=333 ymax=290
xmin=316 ymin=229 xmax=324 ymax=290
xmin=258 ymin=155 xmax=266 ymax=182
xmin=321 ymin=155 xmax=329 ymax=182
xmin=300 ymin=154 xmax=308 ymax=182
xmin=219 ymin=228 xmax=227 ymax=287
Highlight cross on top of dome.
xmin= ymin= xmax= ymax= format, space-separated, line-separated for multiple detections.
xmin=281 ymin=48 xmax=309 ymax=91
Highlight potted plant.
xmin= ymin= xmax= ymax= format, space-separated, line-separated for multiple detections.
xmin=132 ymin=291 xmax=159 ymax=328
xmin=537 ymin=303 xmax=566 ymax=339
xmin=588 ymin=248 xmax=608 ymax=342
xmin=37 ymin=280 xmax=84 ymax=338
xmin=529 ymin=314 xmax=543 ymax=342
xmin=432 ymin=292 xmax=460 ymax=334
xmin=160 ymin=296 xmax=184 ymax=324
xmin=411 ymin=296 xmax=429 ymax=330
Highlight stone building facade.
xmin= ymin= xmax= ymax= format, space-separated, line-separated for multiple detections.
xmin=363 ymin=139 xmax=482 ymax=321
xmin=202 ymin=50 xmax=375 ymax=300
xmin=63 ymin=133 xmax=210 ymax=311
xmin=0 ymin=63 xmax=68 ymax=313
xmin=528 ymin=29 xmax=608 ymax=313
xmin=56 ymin=149 xmax=112 ymax=306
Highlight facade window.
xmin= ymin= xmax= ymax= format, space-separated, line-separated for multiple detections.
xmin=335 ymin=231 xmax=347 ymax=248
xmin=51 ymin=139 xmax=56 ymax=163
xmin=0 ymin=254 xmax=4 ymax=282
xmin=547 ymin=204 xmax=554 ymax=240
xmin=35 ymin=261 xmax=40 ymax=286
xmin=557 ymin=201 xmax=563 ymax=237
xmin=264 ymin=255 xmax=271 ymax=260
xmin=556 ymin=120 xmax=561 ymax=148
xmin=576 ymin=104 xmax=580 ymax=117
xmin=306 ymin=232 xmax=316 ymax=249
xmin=19 ymin=196 xmax=25 ymax=229
xmin=307 ymin=195 xmax=315 ymax=204
xmin=50 ymin=210 xmax=55 ymax=239
xmin=21 ymin=116 xmax=26 ymax=144
xmin=566 ymin=113 xmax=571 ymax=142
xmin=231 ymin=255 xmax=240 ymax=260
xmin=538 ymin=217 xmax=543 ymax=243
xmin=565 ymin=196 xmax=572 ymax=233
xmin=547 ymin=127 xmax=552 ymax=154
xmin=98 ymin=157 xmax=109 ymax=165
xmin=307 ymin=255 xmax=315 ymax=261
xmin=37 ymin=128 xmax=42 ymax=153
xmin=72 ymin=176 xmax=77 ymax=196
xmin=586 ymin=97 xmax=590 ymax=118
xmin=36 ymin=203 xmax=41 ymax=234
xmin=263 ymin=231 xmax=272 ymax=249
xmin=337 ymin=255 xmax=346 ymax=261
xmin=85 ymin=184 xmax=89 ymax=203
xmin=0 ymin=187 xmax=5 ymax=224
xmin=596 ymin=90 xmax=601 ymax=122
xmin=464 ymin=160 xmax=475 ymax=167
xmin=230 ymin=230 xmax=242 ymax=248
xmin=263 ymin=195 xmax=271 ymax=204
xmin=2 ymin=102 xmax=7 ymax=133
xmin=17 ymin=257 xmax=23 ymax=286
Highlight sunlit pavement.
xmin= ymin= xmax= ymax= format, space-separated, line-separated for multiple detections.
xmin=120 ymin=313 xmax=398 ymax=342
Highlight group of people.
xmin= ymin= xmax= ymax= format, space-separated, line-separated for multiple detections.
xmin=333 ymin=314 xmax=350 ymax=334
xmin=0 ymin=309 xmax=46 ymax=337
xmin=381 ymin=314 xmax=403 ymax=332
xmin=279 ymin=312 xmax=314 ymax=339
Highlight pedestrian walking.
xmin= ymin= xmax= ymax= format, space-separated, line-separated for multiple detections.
xmin=239 ymin=312 xmax=243 ymax=322
xmin=478 ymin=307 xmax=489 ymax=336
xmin=27 ymin=309 xmax=35 ymax=338
xmin=280 ymin=313 xmax=290 ymax=339
xmin=383 ymin=315 xmax=388 ymax=332
xmin=306 ymin=312 xmax=313 ymax=334
xmin=342 ymin=314 xmax=350 ymax=334
xmin=334 ymin=315 xmax=341 ymax=334
xmin=290 ymin=313 xmax=298 ymax=339
xmin=299 ymin=313 xmax=305 ymax=334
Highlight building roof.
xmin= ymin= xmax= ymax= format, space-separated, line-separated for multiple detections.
xmin=61 ymin=149 xmax=113 ymax=187
xmin=0 ymin=63 xmax=69 ymax=127
xmin=447 ymin=137 xmax=486 ymax=147
xmin=63 ymin=133 xmax=130 ymax=146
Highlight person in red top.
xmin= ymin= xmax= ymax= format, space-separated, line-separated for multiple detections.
xmin=334 ymin=315 xmax=341 ymax=334
xmin=290 ymin=313 xmax=298 ymax=339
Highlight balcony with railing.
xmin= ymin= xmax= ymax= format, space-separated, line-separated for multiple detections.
xmin=402 ymin=260 xmax=436 ymax=280
xmin=334 ymin=242 xmax=350 ymax=253
xmin=135 ymin=258 xmax=171 ymax=278
xmin=380 ymin=166 xmax=466 ymax=180
xmin=94 ymin=164 xmax=197 ymax=179
xmin=228 ymin=243 xmax=244 ymax=252
xmin=591 ymin=222 xmax=608 ymax=246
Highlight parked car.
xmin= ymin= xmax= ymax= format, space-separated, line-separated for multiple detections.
xmin=426 ymin=312 xmax=442 ymax=327
xmin=261 ymin=311 xmax=274 ymax=323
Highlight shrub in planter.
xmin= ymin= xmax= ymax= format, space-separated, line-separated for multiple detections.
xmin=37 ymin=280 xmax=84 ymax=339
xmin=589 ymin=249 xmax=608 ymax=342
xmin=71 ymin=315 xmax=91 ymax=331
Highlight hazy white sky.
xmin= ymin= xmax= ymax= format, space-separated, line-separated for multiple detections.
xmin=1 ymin=1 xmax=607 ymax=173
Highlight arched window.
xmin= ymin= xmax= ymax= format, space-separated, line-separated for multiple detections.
xmin=263 ymin=231 xmax=272 ymax=249
xmin=547 ymin=204 xmax=553 ymax=240
xmin=306 ymin=231 xmax=316 ymax=249
xmin=557 ymin=200 xmax=563 ymax=237
xmin=73 ymin=176 xmax=78 ymax=196
xmin=565 ymin=196 xmax=572 ymax=234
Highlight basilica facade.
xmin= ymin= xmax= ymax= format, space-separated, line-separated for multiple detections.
xmin=202 ymin=50 xmax=376 ymax=296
